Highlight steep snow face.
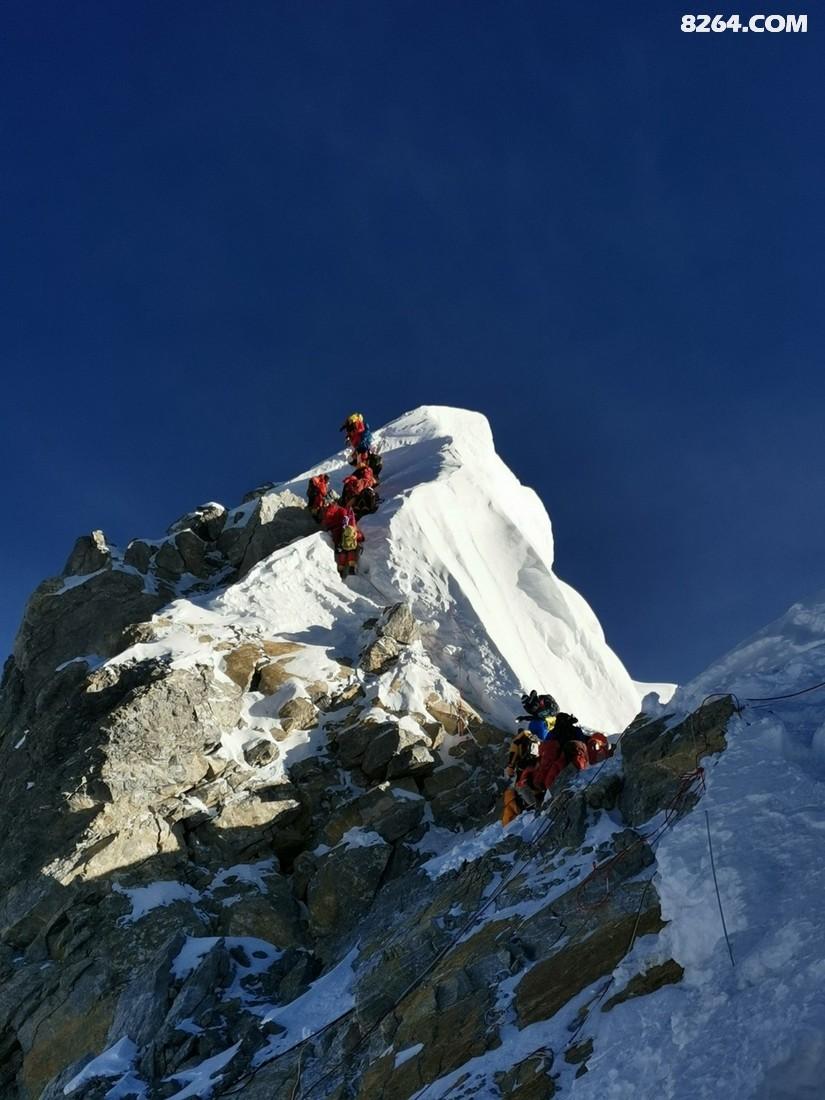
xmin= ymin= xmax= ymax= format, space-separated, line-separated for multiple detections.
xmin=573 ymin=591 xmax=825 ymax=1100
xmin=266 ymin=405 xmax=642 ymax=730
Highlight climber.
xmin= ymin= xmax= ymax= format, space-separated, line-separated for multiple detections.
xmin=340 ymin=412 xmax=381 ymax=475
xmin=306 ymin=473 xmax=336 ymax=520
xmin=501 ymin=727 xmax=540 ymax=825
xmin=506 ymin=728 xmax=538 ymax=775
xmin=516 ymin=711 xmax=591 ymax=806
xmin=320 ymin=501 xmax=364 ymax=578
xmin=340 ymin=412 xmax=370 ymax=460
xmin=341 ymin=465 xmax=379 ymax=519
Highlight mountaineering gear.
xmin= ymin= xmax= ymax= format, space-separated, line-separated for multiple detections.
xmin=501 ymin=728 xmax=540 ymax=824
xmin=527 ymin=717 xmax=553 ymax=741
xmin=321 ymin=501 xmax=364 ymax=578
xmin=501 ymin=787 xmax=521 ymax=826
xmin=341 ymin=413 xmax=368 ymax=452
xmin=340 ymin=521 xmax=359 ymax=552
xmin=356 ymin=429 xmax=374 ymax=453
xmin=341 ymin=467 xmax=379 ymax=519
xmin=515 ymin=712 xmax=595 ymax=800
xmin=586 ymin=732 xmax=612 ymax=764
xmin=367 ymin=451 xmax=383 ymax=480
xmin=307 ymin=474 xmax=336 ymax=518
xmin=520 ymin=691 xmax=559 ymax=720
xmin=320 ymin=502 xmax=349 ymax=534
xmin=506 ymin=729 xmax=539 ymax=777
xmin=341 ymin=466 xmax=376 ymax=499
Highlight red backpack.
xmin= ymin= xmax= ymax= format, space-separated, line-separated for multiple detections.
xmin=587 ymin=732 xmax=612 ymax=765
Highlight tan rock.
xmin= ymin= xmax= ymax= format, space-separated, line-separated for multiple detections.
xmin=222 ymin=644 xmax=263 ymax=690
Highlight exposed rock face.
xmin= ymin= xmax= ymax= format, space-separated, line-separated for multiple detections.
xmin=217 ymin=490 xmax=317 ymax=576
xmin=619 ymin=694 xmax=736 ymax=825
xmin=360 ymin=602 xmax=420 ymax=673
xmin=9 ymin=570 xmax=167 ymax=721
xmin=167 ymin=501 xmax=228 ymax=542
xmin=306 ymin=837 xmax=392 ymax=937
xmin=0 ymin=475 xmax=738 ymax=1100
xmin=63 ymin=531 xmax=111 ymax=577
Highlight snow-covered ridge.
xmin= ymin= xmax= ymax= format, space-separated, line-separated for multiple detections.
xmin=165 ymin=405 xmax=643 ymax=731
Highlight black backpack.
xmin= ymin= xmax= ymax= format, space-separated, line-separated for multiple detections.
xmin=520 ymin=691 xmax=559 ymax=719
xmin=552 ymin=712 xmax=580 ymax=742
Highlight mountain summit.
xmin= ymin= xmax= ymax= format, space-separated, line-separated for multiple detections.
xmin=5 ymin=406 xmax=821 ymax=1100
xmin=219 ymin=405 xmax=644 ymax=731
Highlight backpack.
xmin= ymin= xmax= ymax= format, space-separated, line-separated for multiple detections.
xmin=368 ymin=452 xmax=383 ymax=479
xmin=356 ymin=429 xmax=373 ymax=452
xmin=340 ymin=522 xmax=358 ymax=552
xmin=552 ymin=713 xmax=581 ymax=742
xmin=587 ymin=732 xmax=612 ymax=765
xmin=308 ymin=476 xmax=327 ymax=505
xmin=528 ymin=718 xmax=551 ymax=741
xmin=521 ymin=691 xmax=559 ymax=719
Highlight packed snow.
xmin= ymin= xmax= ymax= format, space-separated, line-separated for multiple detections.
xmin=103 ymin=407 xmax=644 ymax=740
xmin=63 ymin=1038 xmax=137 ymax=1095
xmin=414 ymin=590 xmax=825 ymax=1100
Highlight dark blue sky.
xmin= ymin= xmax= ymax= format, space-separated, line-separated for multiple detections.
xmin=2 ymin=2 xmax=822 ymax=684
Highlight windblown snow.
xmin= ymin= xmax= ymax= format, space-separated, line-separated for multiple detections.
xmin=160 ymin=406 xmax=643 ymax=732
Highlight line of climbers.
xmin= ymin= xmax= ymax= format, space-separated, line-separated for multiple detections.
xmin=306 ymin=412 xmax=384 ymax=580
xmin=502 ymin=690 xmax=613 ymax=825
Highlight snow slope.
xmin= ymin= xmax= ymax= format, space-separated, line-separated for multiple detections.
xmin=166 ymin=406 xmax=642 ymax=731
xmin=568 ymin=590 xmax=825 ymax=1099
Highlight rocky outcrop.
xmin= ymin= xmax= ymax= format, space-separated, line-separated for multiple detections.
xmin=360 ymin=602 xmax=420 ymax=673
xmin=0 ymin=470 xmax=738 ymax=1100
xmin=619 ymin=694 xmax=736 ymax=825
xmin=63 ymin=531 xmax=111 ymax=577
xmin=217 ymin=490 xmax=317 ymax=576
xmin=167 ymin=501 xmax=228 ymax=542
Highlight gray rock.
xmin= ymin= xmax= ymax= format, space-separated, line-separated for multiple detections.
xmin=278 ymin=697 xmax=317 ymax=734
xmin=386 ymin=741 xmax=437 ymax=780
xmin=379 ymin=603 xmax=420 ymax=645
xmin=243 ymin=739 xmax=279 ymax=768
xmin=220 ymin=883 xmax=304 ymax=948
xmin=12 ymin=569 xmax=166 ymax=700
xmin=306 ymin=838 xmax=392 ymax=936
xmin=172 ymin=529 xmax=211 ymax=578
xmin=361 ymin=724 xmax=435 ymax=781
xmin=97 ymin=666 xmax=242 ymax=806
xmin=360 ymin=603 xmax=420 ymax=673
xmin=124 ymin=539 xmax=154 ymax=573
xmin=63 ymin=531 xmax=111 ymax=577
xmin=334 ymin=721 xmax=383 ymax=768
xmin=202 ymin=784 xmax=311 ymax=861
xmin=323 ymin=784 xmax=425 ymax=846
xmin=237 ymin=491 xmax=318 ymax=577
xmin=154 ymin=539 xmax=186 ymax=578
xmin=360 ymin=634 xmax=401 ymax=673
xmin=139 ymin=940 xmax=233 ymax=1079
xmin=106 ymin=932 xmax=186 ymax=1050
xmin=167 ymin=502 xmax=227 ymax=542
xmin=619 ymin=696 xmax=735 ymax=826
xmin=242 ymin=483 xmax=277 ymax=503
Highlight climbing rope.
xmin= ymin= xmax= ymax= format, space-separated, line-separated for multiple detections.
xmin=705 ymin=809 xmax=736 ymax=967
xmin=220 ymin=676 xmax=825 ymax=1098
xmin=744 ymin=679 xmax=825 ymax=703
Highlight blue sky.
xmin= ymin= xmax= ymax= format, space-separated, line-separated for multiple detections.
xmin=1 ymin=1 xmax=822 ymax=684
